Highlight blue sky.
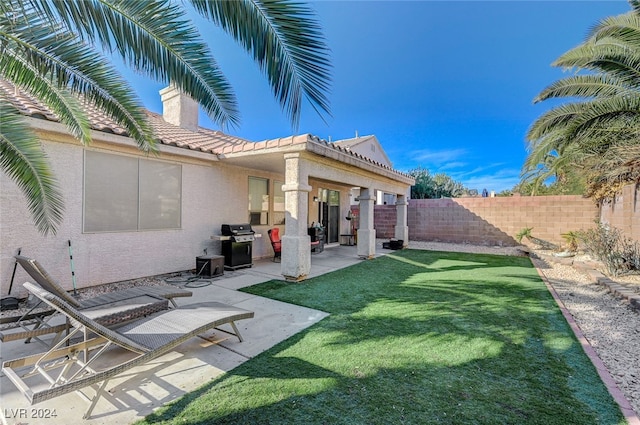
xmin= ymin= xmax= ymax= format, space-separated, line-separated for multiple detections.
xmin=121 ymin=1 xmax=632 ymax=193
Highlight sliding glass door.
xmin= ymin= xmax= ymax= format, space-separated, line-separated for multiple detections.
xmin=318 ymin=189 xmax=340 ymax=244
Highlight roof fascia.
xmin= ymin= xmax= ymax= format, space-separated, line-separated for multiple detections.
xmin=305 ymin=139 xmax=413 ymax=185
xmin=333 ymin=135 xmax=393 ymax=168
xmin=219 ymin=135 xmax=414 ymax=185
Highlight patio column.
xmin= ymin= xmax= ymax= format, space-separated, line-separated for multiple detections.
xmin=395 ymin=194 xmax=409 ymax=247
xmin=357 ymin=188 xmax=376 ymax=259
xmin=281 ymin=153 xmax=312 ymax=281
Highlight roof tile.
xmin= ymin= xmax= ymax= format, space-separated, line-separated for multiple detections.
xmin=0 ymin=80 xmax=412 ymax=179
xmin=0 ymin=81 xmax=250 ymax=154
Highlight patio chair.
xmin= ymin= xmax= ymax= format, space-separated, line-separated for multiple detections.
xmin=0 ymin=255 xmax=193 ymax=345
xmin=267 ymin=228 xmax=321 ymax=262
xmin=267 ymin=228 xmax=282 ymax=262
xmin=3 ymin=282 xmax=254 ymax=419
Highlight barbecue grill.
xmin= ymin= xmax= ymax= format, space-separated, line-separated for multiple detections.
xmin=220 ymin=223 xmax=255 ymax=270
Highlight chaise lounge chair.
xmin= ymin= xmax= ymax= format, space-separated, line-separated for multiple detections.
xmin=3 ymin=282 xmax=254 ymax=419
xmin=0 ymin=255 xmax=193 ymax=345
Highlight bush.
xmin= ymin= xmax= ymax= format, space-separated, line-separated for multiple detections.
xmin=561 ymin=231 xmax=580 ymax=252
xmin=579 ymin=223 xmax=640 ymax=277
xmin=515 ymin=227 xmax=559 ymax=250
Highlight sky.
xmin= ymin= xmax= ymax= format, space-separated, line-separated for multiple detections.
xmin=119 ymin=0 xmax=632 ymax=193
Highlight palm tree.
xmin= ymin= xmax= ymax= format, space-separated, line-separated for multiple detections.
xmin=0 ymin=0 xmax=331 ymax=235
xmin=524 ymin=0 xmax=640 ymax=200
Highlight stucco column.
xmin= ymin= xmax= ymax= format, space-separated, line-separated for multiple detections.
xmin=281 ymin=153 xmax=312 ymax=281
xmin=357 ymin=188 xmax=376 ymax=259
xmin=394 ymin=195 xmax=409 ymax=247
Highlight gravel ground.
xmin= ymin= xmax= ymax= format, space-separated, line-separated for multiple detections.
xmin=405 ymin=240 xmax=640 ymax=418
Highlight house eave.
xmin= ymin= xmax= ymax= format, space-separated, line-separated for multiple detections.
xmin=25 ymin=116 xmax=220 ymax=163
xmin=219 ymin=135 xmax=414 ymax=185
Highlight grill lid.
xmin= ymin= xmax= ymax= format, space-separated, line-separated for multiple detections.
xmin=221 ymin=223 xmax=254 ymax=236
xmin=231 ymin=234 xmax=255 ymax=243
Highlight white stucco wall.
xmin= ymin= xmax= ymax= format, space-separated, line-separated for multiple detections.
xmin=2 ymin=124 xmax=413 ymax=294
xmin=0 ymin=135 xmax=279 ymax=297
xmin=356 ymin=140 xmax=392 ymax=168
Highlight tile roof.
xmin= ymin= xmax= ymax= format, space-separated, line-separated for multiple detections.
xmin=145 ymin=111 xmax=250 ymax=153
xmin=0 ymin=79 xmax=129 ymax=136
xmin=0 ymin=81 xmax=412 ymax=180
xmin=332 ymin=134 xmax=393 ymax=168
xmin=0 ymin=80 xmax=250 ymax=153
xmin=332 ymin=135 xmax=376 ymax=149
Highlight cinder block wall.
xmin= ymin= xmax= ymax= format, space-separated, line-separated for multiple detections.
xmin=600 ymin=184 xmax=639 ymax=242
xmin=370 ymin=195 xmax=601 ymax=247
xmin=373 ymin=207 xmax=396 ymax=237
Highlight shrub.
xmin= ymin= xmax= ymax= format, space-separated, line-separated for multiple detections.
xmin=516 ymin=227 xmax=559 ymax=250
xmin=516 ymin=227 xmax=533 ymax=243
xmin=579 ymin=223 xmax=640 ymax=277
xmin=561 ymin=231 xmax=580 ymax=252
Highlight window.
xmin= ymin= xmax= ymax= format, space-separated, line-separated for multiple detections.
xmin=248 ymin=177 xmax=269 ymax=225
xmin=273 ymin=180 xmax=285 ymax=225
xmin=84 ymin=150 xmax=181 ymax=232
xmin=138 ymin=160 xmax=182 ymax=230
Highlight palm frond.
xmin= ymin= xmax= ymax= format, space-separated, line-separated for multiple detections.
xmin=1 ymin=3 xmax=156 ymax=151
xmin=190 ymin=0 xmax=332 ymax=128
xmin=554 ymin=39 xmax=640 ymax=87
xmin=588 ymin=11 xmax=640 ymax=46
xmin=527 ymin=101 xmax=593 ymax=141
xmin=0 ymin=101 xmax=64 ymax=235
xmin=563 ymin=95 xmax=640 ymax=137
xmin=1 ymin=52 xmax=92 ymax=143
xmin=529 ymin=3 xmax=640 ymax=200
xmin=524 ymin=129 xmax=571 ymax=170
xmin=529 ymin=95 xmax=640 ymax=142
xmin=30 ymin=0 xmax=240 ymax=129
xmin=534 ymin=74 xmax=629 ymax=103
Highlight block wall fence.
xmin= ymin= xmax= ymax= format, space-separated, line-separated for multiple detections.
xmin=354 ymin=184 xmax=639 ymax=247
xmin=599 ymin=184 xmax=640 ymax=243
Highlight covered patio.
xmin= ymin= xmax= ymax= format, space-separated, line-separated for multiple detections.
xmin=218 ymin=134 xmax=415 ymax=281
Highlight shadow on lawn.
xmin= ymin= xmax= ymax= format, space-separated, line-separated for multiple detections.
xmin=142 ymin=325 xmax=619 ymax=425
xmin=140 ymin=250 xmax=623 ymax=425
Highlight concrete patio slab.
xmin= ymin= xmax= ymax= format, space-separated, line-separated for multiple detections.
xmin=0 ymin=244 xmax=360 ymax=425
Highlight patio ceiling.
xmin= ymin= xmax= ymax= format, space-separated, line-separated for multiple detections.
xmin=219 ymin=150 xmax=285 ymax=174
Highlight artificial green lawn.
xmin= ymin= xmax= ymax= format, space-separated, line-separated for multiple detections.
xmin=139 ymin=249 xmax=625 ymax=424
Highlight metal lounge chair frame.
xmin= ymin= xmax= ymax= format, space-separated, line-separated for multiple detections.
xmin=0 ymin=256 xmax=193 ymax=345
xmin=3 ymin=282 xmax=254 ymax=419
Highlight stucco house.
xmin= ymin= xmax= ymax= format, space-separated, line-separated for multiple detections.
xmin=333 ymin=135 xmax=398 ymax=206
xmin=0 ymin=81 xmax=414 ymax=296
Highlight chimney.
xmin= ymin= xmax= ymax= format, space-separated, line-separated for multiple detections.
xmin=159 ymin=85 xmax=199 ymax=131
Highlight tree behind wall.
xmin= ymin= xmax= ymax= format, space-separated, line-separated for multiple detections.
xmin=408 ymin=167 xmax=468 ymax=199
